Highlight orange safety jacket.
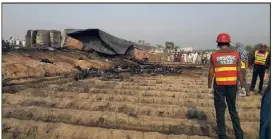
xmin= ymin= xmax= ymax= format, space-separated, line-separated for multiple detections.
xmin=211 ymin=51 xmax=239 ymax=85
xmin=254 ymin=50 xmax=268 ymax=66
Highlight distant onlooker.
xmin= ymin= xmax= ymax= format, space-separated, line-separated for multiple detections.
xmin=2 ymin=39 xmax=6 ymax=47
xmin=202 ymin=52 xmax=207 ymax=65
xmin=15 ymin=39 xmax=20 ymax=46
xmin=197 ymin=52 xmax=202 ymax=64
xmin=9 ymin=37 xmax=14 ymax=46
xmin=184 ymin=52 xmax=187 ymax=63
xmin=5 ymin=40 xmax=9 ymax=47
xmin=167 ymin=55 xmax=170 ymax=62
xmin=188 ymin=52 xmax=193 ymax=63
xmin=180 ymin=52 xmax=185 ymax=64
xmin=193 ymin=51 xmax=198 ymax=64
xmin=170 ymin=53 xmax=174 ymax=63
xmin=22 ymin=40 xmax=26 ymax=47
xmin=207 ymin=51 xmax=211 ymax=62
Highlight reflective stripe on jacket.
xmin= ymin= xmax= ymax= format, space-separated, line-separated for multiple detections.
xmin=212 ymin=51 xmax=239 ymax=85
xmin=255 ymin=50 xmax=268 ymax=65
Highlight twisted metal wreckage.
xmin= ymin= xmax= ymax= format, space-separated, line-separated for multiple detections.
xmin=3 ymin=29 xmax=202 ymax=81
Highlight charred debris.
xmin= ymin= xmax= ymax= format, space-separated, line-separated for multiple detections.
xmin=2 ymin=46 xmax=201 ymax=81
xmin=74 ymin=59 xmax=201 ymax=81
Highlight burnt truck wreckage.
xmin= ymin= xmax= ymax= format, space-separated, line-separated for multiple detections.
xmin=23 ymin=29 xmax=161 ymax=62
xmin=4 ymin=28 xmax=202 ymax=81
xmin=65 ymin=29 xmax=161 ymax=62
xmin=25 ymin=30 xmax=62 ymax=48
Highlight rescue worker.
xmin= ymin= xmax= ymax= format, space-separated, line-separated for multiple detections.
xmin=249 ymin=44 xmax=270 ymax=94
xmin=236 ymin=43 xmax=249 ymax=95
xmin=208 ymin=33 xmax=245 ymax=139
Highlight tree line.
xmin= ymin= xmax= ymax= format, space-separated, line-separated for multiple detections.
xmin=139 ymin=40 xmax=270 ymax=54
xmin=205 ymin=43 xmax=270 ymax=53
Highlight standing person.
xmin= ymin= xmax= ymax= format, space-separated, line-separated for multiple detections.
xmin=249 ymin=44 xmax=270 ymax=94
xmin=190 ymin=52 xmax=194 ymax=63
xmin=180 ymin=52 xmax=185 ymax=64
xmin=5 ymin=40 xmax=9 ymax=47
xmin=167 ymin=54 xmax=170 ymax=62
xmin=2 ymin=39 xmax=6 ymax=48
xmin=208 ymin=33 xmax=245 ymax=139
xmin=176 ymin=52 xmax=180 ymax=63
xmin=191 ymin=52 xmax=194 ymax=63
xmin=202 ymin=52 xmax=207 ymax=65
xmin=187 ymin=52 xmax=191 ymax=63
xmin=236 ymin=43 xmax=249 ymax=95
xmin=207 ymin=51 xmax=211 ymax=63
xmin=9 ymin=37 xmax=14 ymax=46
xmin=22 ymin=40 xmax=26 ymax=47
xmin=175 ymin=52 xmax=178 ymax=62
xmin=259 ymin=76 xmax=271 ymax=139
xmin=204 ymin=52 xmax=208 ymax=64
xmin=201 ymin=52 xmax=204 ymax=64
xmin=184 ymin=52 xmax=188 ymax=63
xmin=197 ymin=52 xmax=201 ymax=64
xmin=15 ymin=39 xmax=20 ymax=46
xmin=170 ymin=53 xmax=174 ymax=63
xmin=192 ymin=51 xmax=197 ymax=64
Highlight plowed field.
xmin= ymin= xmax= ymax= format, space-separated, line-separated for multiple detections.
xmin=2 ymin=51 xmax=264 ymax=139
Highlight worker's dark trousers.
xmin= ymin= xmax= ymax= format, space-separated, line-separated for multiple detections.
xmin=259 ymin=78 xmax=271 ymax=139
xmin=250 ymin=65 xmax=266 ymax=92
xmin=213 ymin=82 xmax=244 ymax=139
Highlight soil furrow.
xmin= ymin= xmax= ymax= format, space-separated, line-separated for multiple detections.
xmin=3 ymin=106 xmax=259 ymax=137
xmin=3 ymin=93 xmax=260 ymax=122
xmin=3 ymin=118 xmax=215 ymax=139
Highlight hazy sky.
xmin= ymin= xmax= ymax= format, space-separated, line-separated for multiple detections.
xmin=2 ymin=3 xmax=270 ymax=49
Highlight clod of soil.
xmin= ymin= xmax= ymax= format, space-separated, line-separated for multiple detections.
xmin=186 ymin=108 xmax=207 ymax=121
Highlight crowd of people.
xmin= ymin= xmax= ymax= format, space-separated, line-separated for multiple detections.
xmin=2 ymin=37 xmax=26 ymax=47
xmin=167 ymin=51 xmax=213 ymax=65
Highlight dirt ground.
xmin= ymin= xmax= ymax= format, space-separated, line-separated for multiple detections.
xmin=2 ymin=50 xmax=113 ymax=79
xmin=2 ymin=51 xmax=266 ymax=139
